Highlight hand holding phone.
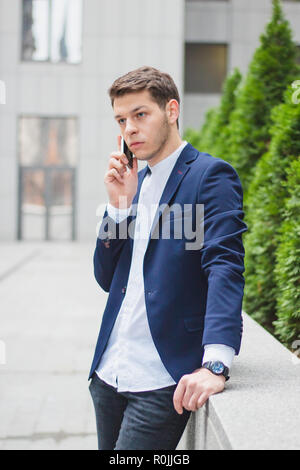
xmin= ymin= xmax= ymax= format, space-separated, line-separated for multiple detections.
xmin=104 ymin=136 xmax=138 ymax=209
xmin=121 ymin=137 xmax=134 ymax=169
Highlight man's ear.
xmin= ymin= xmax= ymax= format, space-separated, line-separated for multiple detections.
xmin=166 ymin=99 xmax=179 ymax=125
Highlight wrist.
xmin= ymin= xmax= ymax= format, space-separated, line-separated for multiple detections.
xmin=202 ymin=368 xmax=226 ymax=384
xmin=109 ymin=202 xmax=132 ymax=210
xmin=197 ymin=367 xmax=225 ymax=381
xmin=109 ymin=196 xmax=132 ymax=209
xmin=201 ymin=361 xmax=230 ymax=382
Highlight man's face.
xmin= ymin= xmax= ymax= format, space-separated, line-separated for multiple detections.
xmin=113 ymin=90 xmax=172 ymax=163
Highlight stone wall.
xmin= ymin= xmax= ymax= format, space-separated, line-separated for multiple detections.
xmin=177 ymin=313 xmax=300 ymax=450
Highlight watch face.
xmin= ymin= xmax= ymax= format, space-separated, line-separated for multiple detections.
xmin=211 ymin=362 xmax=225 ymax=374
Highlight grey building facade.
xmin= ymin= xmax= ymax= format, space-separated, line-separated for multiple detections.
xmin=0 ymin=0 xmax=299 ymax=241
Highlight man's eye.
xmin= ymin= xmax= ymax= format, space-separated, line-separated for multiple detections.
xmin=118 ymin=113 xmax=145 ymax=124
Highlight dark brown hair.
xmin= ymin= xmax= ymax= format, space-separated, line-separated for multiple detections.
xmin=108 ymin=66 xmax=180 ymax=129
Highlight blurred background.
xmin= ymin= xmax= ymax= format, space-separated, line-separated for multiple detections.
xmin=0 ymin=0 xmax=299 ymax=242
xmin=0 ymin=0 xmax=299 ymax=451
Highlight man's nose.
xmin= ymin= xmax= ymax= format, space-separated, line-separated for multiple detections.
xmin=125 ymin=119 xmax=138 ymax=135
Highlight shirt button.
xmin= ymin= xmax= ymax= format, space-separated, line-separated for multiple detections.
xmin=122 ymin=286 xmax=126 ymax=294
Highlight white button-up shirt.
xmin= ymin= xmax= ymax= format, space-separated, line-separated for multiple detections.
xmin=96 ymin=140 xmax=234 ymax=392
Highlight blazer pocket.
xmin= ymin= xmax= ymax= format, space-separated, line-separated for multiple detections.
xmin=184 ymin=316 xmax=204 ymax=332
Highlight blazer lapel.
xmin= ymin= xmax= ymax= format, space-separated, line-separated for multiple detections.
xmin=147 ymin=143 xmax=198 ymax=247
xmin=129 ymin=143 xmax=199 ymax=253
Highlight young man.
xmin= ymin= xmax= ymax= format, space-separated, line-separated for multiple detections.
xmin=89 ymin=66 xmax=247 ymax=450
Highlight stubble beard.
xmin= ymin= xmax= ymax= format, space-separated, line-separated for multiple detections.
xmin=145 ymin=114 xmax=171 ymax=163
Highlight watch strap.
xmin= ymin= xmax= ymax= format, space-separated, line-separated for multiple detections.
xmin=202 ymin=361 xmax=230 ymax=381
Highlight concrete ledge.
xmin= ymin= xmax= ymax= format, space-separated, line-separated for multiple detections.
xmin=177 ymin=313 xmax=300 ymax=450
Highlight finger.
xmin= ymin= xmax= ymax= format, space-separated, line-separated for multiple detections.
xmin=196 ymin=392 xmax=209 ymax=409
xmin=105 ymin=168 xmax=124 ymax=184
xmin=173 ymin=380 xmax=186 ymax=415
xmin=108 ymin=157 xmax=127 ymax=175
xmin=182 ymin=389 xmax=194 ymax=411
xmin=108 ymin=156 xmax=125 ymax=172
xmin=117 ymin=135 xmax=122 ymax=152
xmin=110 ymin=152 xmax=128 ymax=166
xmin=187 ymin=393 xmax=201 ymax=412
xmin=131 ymin=156 xmax=138 ymax=173
xmin=126 ymin=155 xmax=137 ymax=173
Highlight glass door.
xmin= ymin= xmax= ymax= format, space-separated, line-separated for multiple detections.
xmin=18 ymin=166 xmax=76 ymax=241
xmin=18 ymin=116 xmax=78 ymax=241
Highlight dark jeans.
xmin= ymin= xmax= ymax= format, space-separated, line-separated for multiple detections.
xmin=89 ymin=373 xmax=191 ymax=450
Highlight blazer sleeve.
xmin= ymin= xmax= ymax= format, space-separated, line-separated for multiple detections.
xmin=197 ymin=158 xmax=248 ymax=354
xmin=93 ymin=206 xmax=133 ymax=292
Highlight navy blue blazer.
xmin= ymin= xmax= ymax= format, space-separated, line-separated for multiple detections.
xmin=89 ymin=143 xmax=248 ymax=382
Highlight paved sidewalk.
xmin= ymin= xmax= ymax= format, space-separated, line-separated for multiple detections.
xmin=0 ymin=241 xmax=105 ymax=450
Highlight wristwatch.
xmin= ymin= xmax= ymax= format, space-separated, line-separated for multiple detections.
xmin=202 ymin=361 xmax=230 ymax=381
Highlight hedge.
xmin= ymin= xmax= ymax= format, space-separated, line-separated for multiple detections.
xmin=243 ymin=86 xmax=300 ymax=333
xmin=183 ymin=68 xmax=242 ymax=157
xmin=273 ymin=158 xmax=300 ymax=347
xmin=225 ymin=0 xmax=299 ymax=195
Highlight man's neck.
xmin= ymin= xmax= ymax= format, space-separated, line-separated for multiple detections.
xmin=148 ymin=135 xmax=183 ymax=168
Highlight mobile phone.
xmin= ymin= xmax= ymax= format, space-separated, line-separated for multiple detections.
xmin=121 ymin=137 xmax=134 ymax=169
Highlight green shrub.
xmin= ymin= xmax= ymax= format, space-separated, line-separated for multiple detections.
xmin=197 ymin=108 xmax=218 ymax=153
xmin=183 ymin=108 xmax=217 ymax=153
xmin=183 ymin=68 xmax=242 ymax=157
xmin=226 ymin=0 xmax=299 ymax=194
xmin=215 ymin=68 xmax=242 ymax=133
xmin=243 ymin=86 xmax=300 ymax=332
xmin=182 ymin=127 xmax=202 ymax=150
xmin=206 ymin=68 xmax=242 ymax=159
xmin=273 ymin=158 xmax=300 ymax=347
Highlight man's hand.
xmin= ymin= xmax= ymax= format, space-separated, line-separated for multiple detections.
xmin=104 ymin=135 xmax=138 ymax=209
xmin=173 ymin=367 xmax=226 ymax=414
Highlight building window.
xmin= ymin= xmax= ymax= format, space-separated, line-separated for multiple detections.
xmin=21 ymin=0 xmax=82 ymax=63
xmin=18 ymin=117 xmax=78 ymax=241
xmin=184 ymin=43 xmax=228 ymax=93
